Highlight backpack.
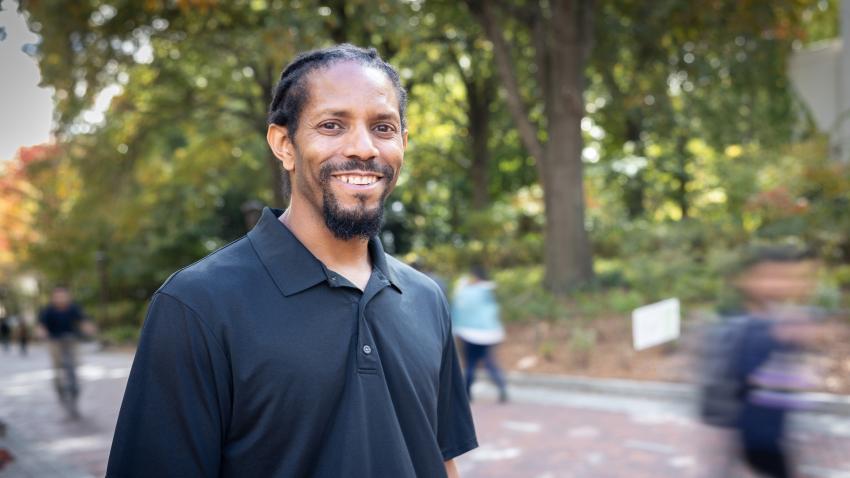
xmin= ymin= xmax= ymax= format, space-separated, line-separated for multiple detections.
xmin=697 ymin=316 xmax=750 ymax=428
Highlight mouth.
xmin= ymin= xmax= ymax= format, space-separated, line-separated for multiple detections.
xmin=330 ymin=171 xmax=384 ymax=188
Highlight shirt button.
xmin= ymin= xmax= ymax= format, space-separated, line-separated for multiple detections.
xmin=362 ymin=345 xmax=373 ymax=355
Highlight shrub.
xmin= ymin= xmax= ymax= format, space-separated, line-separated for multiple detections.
xmin=101 ymin=324 xmax=141 ymax=346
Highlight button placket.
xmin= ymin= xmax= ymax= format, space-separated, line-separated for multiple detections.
xmin=357 ymin=308 xmax=378 ymax=372
xmin=355 ymin=272 xmax=390 ymax=374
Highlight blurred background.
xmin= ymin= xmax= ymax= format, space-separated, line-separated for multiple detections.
xmin=1 ymin=0 xmax=849 ymax=477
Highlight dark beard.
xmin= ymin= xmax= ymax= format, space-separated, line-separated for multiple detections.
xmin=319 ymin=159 xmax=395 ymax=240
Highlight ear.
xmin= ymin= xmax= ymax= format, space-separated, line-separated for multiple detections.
xmin=267 ymin=124 xmax=295 ymax=172
xmin=402 ymin=129 xmax=408 ymax=151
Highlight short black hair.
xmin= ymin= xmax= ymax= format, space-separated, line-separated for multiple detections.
xmin=470 ymin=264 xmax=490 ymax=281
xmin=741 ymin=244 xmax=815 ymax=269
xmin=267 ymin=44 xmax=408 ymax=137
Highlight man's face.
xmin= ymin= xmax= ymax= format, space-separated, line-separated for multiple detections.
xmin=278 ymin=61 xmax=406 ymax=239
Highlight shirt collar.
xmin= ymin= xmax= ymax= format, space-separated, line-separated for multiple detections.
xmin=247 ymin=207 xmax=402 ymax=296
xmin=367 ymin=227 xmax=403 ymax=294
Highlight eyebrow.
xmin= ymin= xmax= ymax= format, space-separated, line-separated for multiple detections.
xmin=372 ymin=112 xmax=400 ymax=123
xmin=315 ymin=109 xmax=352 ymax=118
xmin=313 ymin=109 xmax=400 ymax=123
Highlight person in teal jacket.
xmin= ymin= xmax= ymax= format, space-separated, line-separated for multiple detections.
xmin=452 ymin=265 xmax=508 ymax=403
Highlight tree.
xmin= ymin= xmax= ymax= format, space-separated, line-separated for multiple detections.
xmin=464 ymin=0 xmax=594 ymax=294
xmin=589 ymin=0 xmax=820 ymax=225
xmin=19 ymin=0 xmax=417 ymax=208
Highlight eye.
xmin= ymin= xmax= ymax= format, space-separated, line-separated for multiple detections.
xmin=374 ymin=124 xmax=396 ymax=134
xmin=318 ymin=121 xmax=342 ymax=131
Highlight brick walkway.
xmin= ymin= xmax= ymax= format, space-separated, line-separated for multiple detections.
xmin=457 ymin=383 xmax=850 ymax=477
xmin=0 ymin=344 xmax=130 ymax=477
xmin=1 ymin=345 xmax=849 ymax=477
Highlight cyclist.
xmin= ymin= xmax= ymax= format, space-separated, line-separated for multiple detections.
xmin=38 ymin=286 xmax=93 ymax=419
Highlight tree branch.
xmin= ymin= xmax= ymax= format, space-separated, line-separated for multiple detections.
xmin=532 ymin=7 xmax=551 ymax=107
xmin=467 ymin=0 xmax=545 ymax=165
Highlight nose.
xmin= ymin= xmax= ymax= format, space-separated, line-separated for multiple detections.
xmin=342 ymin=124 xmax=379 ymax=161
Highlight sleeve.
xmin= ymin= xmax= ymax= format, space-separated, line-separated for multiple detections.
xmin=71 ymin=305 xmax=84 ymax=332
xmin=436 ymin=319 xmax=478 ymax=461
xmin=106 ymin=292 xmax=232 ymax=478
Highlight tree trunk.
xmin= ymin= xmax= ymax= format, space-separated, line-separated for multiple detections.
xmin=473 ymin=1 xmax=545 ymax=167
xmin=467 ymin=77 xmax=493 ymax=210
xmin=542 ymin=0 xmax=594 ymax=293
xmin=623 ymin=172 xmax=647 ymax=219
xmin=254 ymin=62 xmax=289 ymax=209
xmin=469 ymin=0 xmax=594 ymax=294
xmin=674 ymin=136 xmax=690 ymax=219
xmin=327 ymin=0 xmax=349 ymax=44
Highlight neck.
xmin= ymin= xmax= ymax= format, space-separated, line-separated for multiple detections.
xmin=279 ymin=200 xmax=371 ymax=273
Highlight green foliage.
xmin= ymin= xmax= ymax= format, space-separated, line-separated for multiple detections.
xmin=493 ymin=266 xmax=568 ymax=323
xmin=101 ymin=324 xmax=142 ymax=346
xmin=605 ymin=289 xmax=646 ymax=315
xmin=831 ymin=265 xmax=850 ymax=291
xmin=4 ymin=0 xmax=845 ymax=337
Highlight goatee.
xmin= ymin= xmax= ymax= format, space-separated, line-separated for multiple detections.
xmin=319 ymin=159 xmax=394 ymax=240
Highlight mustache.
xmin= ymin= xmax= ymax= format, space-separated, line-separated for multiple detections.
xmin=319 ymin=159 xmax=395 ymax=181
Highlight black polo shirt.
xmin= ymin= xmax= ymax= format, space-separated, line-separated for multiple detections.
xmin=106 ymin=207 xmax=477 ymax=477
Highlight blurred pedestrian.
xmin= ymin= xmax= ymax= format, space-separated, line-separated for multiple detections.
xmin=452 ymin=264 xmax=508 ymax=403
xmin=708 ymin=246 xmax=822 ymax=478
xmin=14 ymin=315 xmax=29 ymax=356
xmin=38 ymin=286 xmax=92 ymax=419
xmin=0 ymin=315 xmax=10 ymax=353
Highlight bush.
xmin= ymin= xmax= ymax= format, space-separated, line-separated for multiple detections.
xmin=831 ymin=265 xmax=850 ymax=291
xmin=101 ymin=324 xmax=141 ymax=345
xmin=493 ymin=266 xmax=570 ymax=323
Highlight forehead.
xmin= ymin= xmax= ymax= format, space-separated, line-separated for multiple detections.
xmin=302 ymin=61 xmax=400 ymax=118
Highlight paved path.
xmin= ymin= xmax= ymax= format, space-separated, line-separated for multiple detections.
xmin=2 ymin=345 xmax=850 ymax=477
xmin=0 ymin=344 xmax=130 ymax=477
xmin=457 ymin=383 xmax=850 ymax=477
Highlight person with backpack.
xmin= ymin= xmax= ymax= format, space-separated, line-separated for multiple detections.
xmin=701 ymin=246 xmax=822 ymax=478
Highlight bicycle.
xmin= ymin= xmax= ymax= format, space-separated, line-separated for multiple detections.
xmin=51 ymin=335 xmax=81 ymax=419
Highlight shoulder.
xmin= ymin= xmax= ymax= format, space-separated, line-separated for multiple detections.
xmin=385 ymin=255 xmax=452 ymax=336
xmin=157 ymin=236 xmax=258 ymax=312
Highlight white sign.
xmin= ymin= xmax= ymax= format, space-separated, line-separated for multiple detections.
xmin=632 ymin=298 xmax=681 ymax=351
xmin=789 ymin=40 xmax=840 ymax=133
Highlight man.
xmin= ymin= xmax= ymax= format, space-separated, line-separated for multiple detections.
xmin=38 ymin=286 xmax=90 ymax=419
xmin=107 ymin=44 xmax=477 ymax=477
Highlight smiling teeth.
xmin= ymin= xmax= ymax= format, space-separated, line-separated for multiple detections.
xmin=340 ymin=175 xmax=378 ymax=185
